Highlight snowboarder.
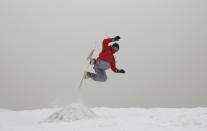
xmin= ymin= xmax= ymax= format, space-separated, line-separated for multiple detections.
xmin=85 ymin=36 xmax=125 ymax=82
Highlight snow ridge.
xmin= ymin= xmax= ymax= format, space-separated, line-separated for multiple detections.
xmin=43 ymin=103 xmax=96 ymax=122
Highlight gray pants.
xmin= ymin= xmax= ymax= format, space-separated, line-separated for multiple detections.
xmin=92 ymin=60 xmax=110 ymax=82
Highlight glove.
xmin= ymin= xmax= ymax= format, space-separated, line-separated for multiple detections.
xmin=116 ymin=69 xmax=125 ymax=73
xmin=113 ymin=36 xmax=120 ymax=41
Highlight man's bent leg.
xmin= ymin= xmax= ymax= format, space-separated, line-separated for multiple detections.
xmin=93 ymin=68 xmax=107 ymax=82
xmin=88 ymin=59 xmax=110 ymax=82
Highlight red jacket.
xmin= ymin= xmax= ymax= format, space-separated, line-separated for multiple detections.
xmin=97 ymin=38 xmax=117 ymax=72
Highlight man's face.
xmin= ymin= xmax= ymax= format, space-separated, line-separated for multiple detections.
xmin=113 ymin=47 xmax=119 ymax=52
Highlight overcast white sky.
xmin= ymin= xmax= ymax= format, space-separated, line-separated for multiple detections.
xmin=0 ymin=0 xmax=207 ymax=110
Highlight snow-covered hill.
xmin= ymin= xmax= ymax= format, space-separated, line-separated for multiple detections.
xmin=0 ymin=104 xmax=207 ymax=131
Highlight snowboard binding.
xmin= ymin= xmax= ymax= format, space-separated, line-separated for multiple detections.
xmin=90 ymin=58 xmax=97 ymax=65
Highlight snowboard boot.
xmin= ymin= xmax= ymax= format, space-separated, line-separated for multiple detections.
xmin=84 ymin=72 xmax=96 ymax=79
xmin=90 ymin=58 xmax=97 ymax=65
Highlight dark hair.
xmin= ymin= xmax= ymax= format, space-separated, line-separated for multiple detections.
xmin=112 ymin=43 xmax=119 ymax=49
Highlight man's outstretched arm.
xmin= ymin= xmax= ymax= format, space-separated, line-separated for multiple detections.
xmin=102 ymin=36 xmax=120 ymax=48
xmin=102 ymin=38 xmax=113 ymax=48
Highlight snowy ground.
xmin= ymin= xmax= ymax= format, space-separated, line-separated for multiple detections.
xmin=0 ymin=104 xmax=207 ymax=131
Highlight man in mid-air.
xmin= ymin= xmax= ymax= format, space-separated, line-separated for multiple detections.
xmin=85 ymin=36 xmax=125 ymax=82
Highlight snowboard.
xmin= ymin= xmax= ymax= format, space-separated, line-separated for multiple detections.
xmin=79 ymin=42 xmax=97 ymax=88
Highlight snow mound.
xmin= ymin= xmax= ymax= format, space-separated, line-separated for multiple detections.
xmin=44 ymin=103 xmax=96 ymax=122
